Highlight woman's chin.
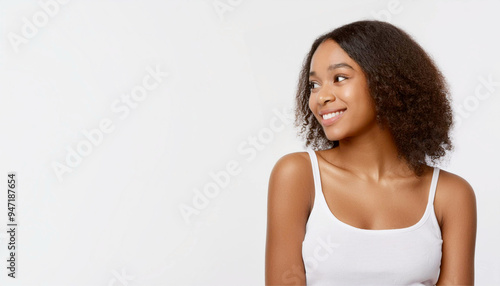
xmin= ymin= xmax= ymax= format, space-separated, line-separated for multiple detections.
xmin=325 ymin=134 xmax=341 ymax=142
xmin=323 ymin=130 xmax=342 ymax=141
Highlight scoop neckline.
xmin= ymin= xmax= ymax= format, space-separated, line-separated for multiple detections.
xmin=311 ymin=150 xmax=438 ymax=233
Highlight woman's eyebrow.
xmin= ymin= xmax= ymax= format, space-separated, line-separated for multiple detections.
xmin=309 ymin=62 xmax=354 ymax=76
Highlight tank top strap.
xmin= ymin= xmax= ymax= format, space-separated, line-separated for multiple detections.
xmin=427 ymin=167 xmax=440 ymax=206
xmin=306 ymin=148 xmax=321 ymax=195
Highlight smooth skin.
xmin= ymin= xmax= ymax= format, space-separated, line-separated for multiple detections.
xmin=265 ymin=39 xmax=477 ymax=285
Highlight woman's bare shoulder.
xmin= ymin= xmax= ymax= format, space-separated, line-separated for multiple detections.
xmin=268 ymin=151 xmax=314 ymax=214
xmin=271 ymin=151 xmax=311 ymax=174
xmin=433 ymin=168 xmax=477 ymax=284
xmin=435 ymin=169 xmax=475 ymax=199
xmin=265 ymin=151 xmax=315 ymax=284
xmin=434 ymin=168 xmax=477 ymax=227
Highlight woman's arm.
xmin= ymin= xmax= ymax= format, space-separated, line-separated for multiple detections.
xmin=435 ymin=171 xmax=477 ymax=285
xmin=265 ymin=153 xmax=313 ymax=286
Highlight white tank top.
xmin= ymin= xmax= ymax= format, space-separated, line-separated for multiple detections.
xmin=302 ymin=149 xmax=443 ymax=285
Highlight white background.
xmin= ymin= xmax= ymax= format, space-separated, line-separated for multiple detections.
xmin=1 ymin=0 xmax=499 ymax=285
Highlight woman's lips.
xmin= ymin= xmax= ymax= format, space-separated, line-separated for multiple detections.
xmin=321 ymin=109 xmax=346 ymax=126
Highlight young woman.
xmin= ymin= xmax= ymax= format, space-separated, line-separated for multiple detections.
xmin=265 ymin=20 xmax=477 ymax=285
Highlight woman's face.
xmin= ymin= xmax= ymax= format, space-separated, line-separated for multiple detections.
xmin=308 ymin=39 xmax=377 ymax=142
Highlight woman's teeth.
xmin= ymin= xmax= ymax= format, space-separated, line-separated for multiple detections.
xmin=322 ymin=110 xmax=344 ymax=120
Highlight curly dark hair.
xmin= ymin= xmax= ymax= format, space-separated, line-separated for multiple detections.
xmin=294 ymin=20 xmax=454 ymax=176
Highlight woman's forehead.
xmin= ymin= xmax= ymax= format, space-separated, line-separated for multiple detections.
xmin=310 ymin=40 xmax=359 ymax=74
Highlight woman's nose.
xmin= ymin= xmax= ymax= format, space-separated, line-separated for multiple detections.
xmin=317 ymin=88 xmax=336 ymax=105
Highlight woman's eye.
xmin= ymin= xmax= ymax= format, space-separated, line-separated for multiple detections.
xmin=309 ymin=82 xmax=320 ymax=91
xmin=335 ymin=75 xmax=347 ymax=82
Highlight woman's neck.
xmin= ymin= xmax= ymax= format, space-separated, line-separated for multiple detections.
xmin=332 ymin=124 xmax=413 ymax=182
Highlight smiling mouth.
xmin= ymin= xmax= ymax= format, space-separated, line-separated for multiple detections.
xmin=320 ymin=109 xmax=346 ymax=126
xmin=321 ymin=109 xmax=346 ymax=120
